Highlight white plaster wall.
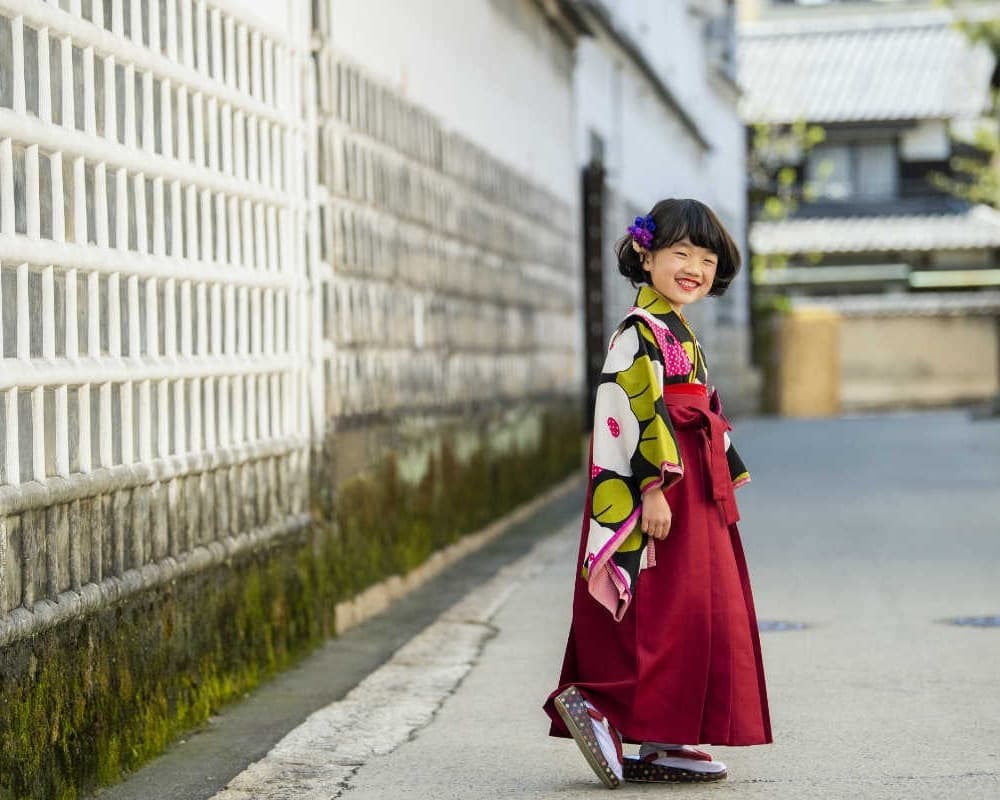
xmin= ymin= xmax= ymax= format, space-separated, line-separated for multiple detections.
xmin=575 ymin=2 xmax=749 ymax=340
xmin=324 ymin=0 xmax=578 ymax=202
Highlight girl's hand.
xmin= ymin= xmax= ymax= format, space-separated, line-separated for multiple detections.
xmin=641 ymin=490 xmax=672 ymax=540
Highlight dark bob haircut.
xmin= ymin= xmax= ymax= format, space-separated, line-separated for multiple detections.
xmin=615 ymin=198 xmax=741 ymax=296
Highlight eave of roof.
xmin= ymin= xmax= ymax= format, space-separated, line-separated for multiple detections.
xmin=737 ymin=8 xmax=996 ymax=124
xmin=750 ymin=205 xmax=1000 ymax=255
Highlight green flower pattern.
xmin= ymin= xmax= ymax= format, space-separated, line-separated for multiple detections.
xmin=583 ymin=286 xmax=750 ymax=620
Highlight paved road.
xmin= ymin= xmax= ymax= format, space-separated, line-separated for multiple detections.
xmin=323 ymin=411 xmax=1000 ymax=800
xmin=116 ymin=410 xmax=1000 ymax=800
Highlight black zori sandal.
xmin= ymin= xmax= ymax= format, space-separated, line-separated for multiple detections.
xmin=553 ymin=686 xmax=624 ymax=789
xmin=623 ymin=746 xmax=728 ymax=783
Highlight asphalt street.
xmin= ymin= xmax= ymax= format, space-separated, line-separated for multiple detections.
xmin=99 ymin=410 xmax=1000 ymax=800
xmin=326 ymin=410 xmax=1000 ymax=800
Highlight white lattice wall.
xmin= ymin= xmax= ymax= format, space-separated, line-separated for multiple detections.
xmin=0 ymin=0 xmax=583 ymax=646
xmin=0 ymin=0 xmax=315 ymax=641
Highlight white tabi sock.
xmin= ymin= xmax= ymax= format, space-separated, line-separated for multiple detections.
xmin=638 ymin=742 xmax=727 ymax=774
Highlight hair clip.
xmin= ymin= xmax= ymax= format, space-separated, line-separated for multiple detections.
xmin=628 ymin=214 xmax=656 ymax=253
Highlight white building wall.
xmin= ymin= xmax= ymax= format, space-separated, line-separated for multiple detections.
xmin=323 ymin=0 xmax=578 ymax=201
xmin=574 ymin=0 xmax=755 ymax=405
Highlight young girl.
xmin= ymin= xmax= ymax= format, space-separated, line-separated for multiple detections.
xmin=543 ymin=198 xmax=772 ymax=787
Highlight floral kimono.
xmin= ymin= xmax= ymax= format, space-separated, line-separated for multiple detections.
xmin=583 ymin=284 xmax=749 ymax=620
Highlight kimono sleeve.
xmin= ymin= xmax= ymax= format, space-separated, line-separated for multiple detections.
xmin=709 ymin=387 xmax=751 ymax=489
xmin=726 ymin=436 xmax=751 ymax=489
xmin=583 ymin=318 xmax=685 ymax=620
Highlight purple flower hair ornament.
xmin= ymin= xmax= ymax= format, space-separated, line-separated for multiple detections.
xmin=628 ymin=214 xmax=656 ymax=253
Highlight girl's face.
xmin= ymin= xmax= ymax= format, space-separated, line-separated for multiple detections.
xmin=642 ymin=237 xmax=717 ymax=308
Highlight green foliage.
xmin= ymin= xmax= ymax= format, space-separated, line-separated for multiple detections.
xmin=747 ymin=119 xmax=828 ymax=375
xmin=747 ymin=120 xmax=827 ymax=280
xmin=930 ymin=0 xmax=1000 ymax=208
xmin=0 ymin=406 xmax=581 ymax=800
xmin=748 ymin=120 xmax=826 ymax=224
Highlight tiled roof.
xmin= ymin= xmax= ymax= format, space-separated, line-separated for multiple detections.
xmin=750 ymin=205 xmax=1000 ymax=254
xmin=738 ymin=11 xmax=995 ymax=123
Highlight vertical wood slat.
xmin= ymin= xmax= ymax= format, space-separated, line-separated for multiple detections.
xmin=3 ymin=391 xmax=18 ymax=486
xmin=123 ymin=64 xmax=136 ymax=149
xmin=38 ymin=27 xmax=51 ymax=124
xmin=142 ymin=70 xmax=155 ymax=153
xmin=237 ymin=24 xmax=249 ymax=95
xmin=250 ymin=30 xmax=262 ymax=101
xmin=61 ymin=35 xmax=75 ymax=129
xmin=129 ymin=0 xmax=142 ymax=47
xmin=148 ymin=0 xmax=160 ymax=54
xmin=180 ymin=0 xmax=193 ymax=69
xmin=219 ymin=12 xmax=231 ymax=87
xmin=195 ymin=0 xmax=208 ymax=76
xmin=111 ymin=0 xmax=124 ymax=38
xmin=176 ymin=85 xmax=189 ymax=163
xmin=1 ymin=139 xmax=13 ymax=235
xmin=31 ymin=385 xmax=45 ymax=482
xmin=165 ymin=0 xmax=177 ymax=62
xmin=12 ymin=16 xmax=25 ymax=116
xmin=232 ymin=108 xmax=244 ymax=180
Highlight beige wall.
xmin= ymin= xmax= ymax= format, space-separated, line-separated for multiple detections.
xmin=774 ymin=305 xmax=1000 ymax=415
xmin=775 ymin=308 xmax=842 ymax=417
xmin=840 ymin=315 xmax=999 ymax=410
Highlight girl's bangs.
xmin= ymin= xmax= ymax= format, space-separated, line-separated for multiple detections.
xmin=662 ymin=202 xmax=728 ymax=256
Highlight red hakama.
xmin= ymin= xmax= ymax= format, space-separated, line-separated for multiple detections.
xmin=544 ymin=384 xmax=772 ymax=746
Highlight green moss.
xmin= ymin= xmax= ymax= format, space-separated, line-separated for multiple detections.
xmin=0 ymin=403 xmax=581 ymax=800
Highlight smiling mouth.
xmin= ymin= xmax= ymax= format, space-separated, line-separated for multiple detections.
xmin=676 ymin=278 xmax=701 ymax=291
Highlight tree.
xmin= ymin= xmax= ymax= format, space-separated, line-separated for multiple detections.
xmin=746 ymin=120 xmax=826 ymax=384
xmin=929 ymin=3 xmax=1000 ymax=208
xmin=746 ymin=120 xmax=826 ymax=284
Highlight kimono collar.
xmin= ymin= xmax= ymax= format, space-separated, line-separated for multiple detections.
xmin=629 ymin=285 xmax=681 ymax=330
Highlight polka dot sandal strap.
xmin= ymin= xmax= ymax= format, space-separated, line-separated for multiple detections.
xmin=553 ymin=686 xmax=621 ymax=789
xmin=623 ymin=755 xmax=728 ymax=783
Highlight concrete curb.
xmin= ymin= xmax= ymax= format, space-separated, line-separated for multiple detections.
xmin=209 ymin=500 xmax=575 ymax=799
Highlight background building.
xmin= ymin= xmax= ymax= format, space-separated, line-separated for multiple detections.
xmin=738 ymin=0 xmax=1000 ymax=412
xmin=739 ymin=0 xmax=1000 ymax=296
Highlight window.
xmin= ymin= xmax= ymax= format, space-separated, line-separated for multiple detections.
xmin=806 ymin=141 xmax=898 ymax=201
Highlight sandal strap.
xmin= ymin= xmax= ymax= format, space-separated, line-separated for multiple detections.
xmin=643 ymin=746 xmax=713 ymax=763
xmin=585 ymin=707 xmax=624 ymax=764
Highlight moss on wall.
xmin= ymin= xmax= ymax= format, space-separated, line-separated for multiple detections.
xmin=0 ymin=405 xmax=581 ymax=800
